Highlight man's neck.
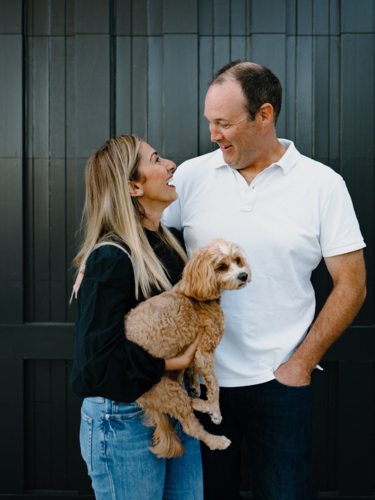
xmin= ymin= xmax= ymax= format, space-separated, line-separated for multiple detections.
xmin=239 ymin=140 xmax=287 ymax=185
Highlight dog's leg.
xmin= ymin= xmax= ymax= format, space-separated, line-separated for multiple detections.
xmin=185 ymin=360 xmax=201 ymax=398
xmin=194 ymin=350 xmax=222 ymax=424
xmin=190 ymin=397 xmax=210 ymax=413
xmin=137 ymin=376 xmax=230 ymax=453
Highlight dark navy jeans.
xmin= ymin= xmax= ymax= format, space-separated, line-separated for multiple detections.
xmin=198 ymin=379 xmax=318 ymax=500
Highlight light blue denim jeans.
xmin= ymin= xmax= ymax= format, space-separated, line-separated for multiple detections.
xmin=80 ymin=397 xmax=203 ymax=500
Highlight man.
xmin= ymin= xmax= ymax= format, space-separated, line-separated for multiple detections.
xmin=162 ymin=61 xmax=366 ymax=499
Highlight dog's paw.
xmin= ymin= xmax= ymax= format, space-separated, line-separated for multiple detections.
xmin=188 ymin=387 xmax=201 ymax=398
xmin=210 ymin=413 xmax=222 ymax=425
xmin=207 ymin=435 xmax=231 ymax=451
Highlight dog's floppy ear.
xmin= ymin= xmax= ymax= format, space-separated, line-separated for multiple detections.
xmin=179 ymin=248 xmax=220 ymax=300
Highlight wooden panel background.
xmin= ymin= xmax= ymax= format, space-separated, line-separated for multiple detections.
xmin=0 ymin=0 xmax=374 ymax=498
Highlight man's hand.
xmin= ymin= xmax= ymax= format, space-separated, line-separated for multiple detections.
xmin=165 ymin=327 xmax=204 ymax=371
xmin=274 ymin=359 xmax=311 ymax=387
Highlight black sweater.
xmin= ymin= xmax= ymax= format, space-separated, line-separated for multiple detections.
xmin=70 ymin=228 xmax=185 ymax=403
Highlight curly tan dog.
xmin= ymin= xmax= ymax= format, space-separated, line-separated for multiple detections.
xmin=125 ymin=238 xmax=251 ymax=458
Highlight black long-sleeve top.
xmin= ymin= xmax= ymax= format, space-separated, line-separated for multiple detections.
xmin=71 ymin=228 xmax=185 ymax=403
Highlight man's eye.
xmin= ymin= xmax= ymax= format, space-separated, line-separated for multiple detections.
xmin=155 ymin=156 xmax=161 ymax=163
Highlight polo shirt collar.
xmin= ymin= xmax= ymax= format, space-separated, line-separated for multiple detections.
xmin=210 ymin=138 xmax=301 ymax=176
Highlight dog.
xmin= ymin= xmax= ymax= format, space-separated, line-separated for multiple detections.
xmin=125 ymin=238 xmax=251 ymax=458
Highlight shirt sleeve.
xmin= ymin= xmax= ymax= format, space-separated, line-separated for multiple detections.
xmin=320 ymin=178 xmax=366 ymax=258
xmin=71 ymin=246 xmax=165 ymax=403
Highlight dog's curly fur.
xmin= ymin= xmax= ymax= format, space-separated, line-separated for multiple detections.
xmin=125 ymin=238 xmax=251 ymax=458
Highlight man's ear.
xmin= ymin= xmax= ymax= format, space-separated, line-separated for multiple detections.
xmin=258 ymin=103 xmax=274 ymax=127
xmin=128 ymin=181 xmax=143 ymax=197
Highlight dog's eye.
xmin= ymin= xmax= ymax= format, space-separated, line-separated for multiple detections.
xmin=217 ymin=264 xmax=228 ymax=271
xmin=236 ymin=257 xmax=241 ymax=265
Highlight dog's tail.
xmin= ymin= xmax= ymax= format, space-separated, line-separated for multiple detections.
xmin=142 ymin=409 xmax=185 ymax=459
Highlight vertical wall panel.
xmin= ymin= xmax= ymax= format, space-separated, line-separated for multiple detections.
xmin=313 ymin=0 xmax=330 ymax=35
xmin=0 ymin=359 xmax=24 ymax=493
xmin=75 ymin=0 xmax=109 ymax=33
xmin=0 ymin=36 xmax=23 ymax=156
xmin=164 ymin=34 xmax=198 ymax=161
xmin=252 ymin=34 xmax=286 ymax=138
xmin=132 ymin=0 xmax=147 ymax=35
xmin=50 ymin=0 xmax=66 ymax=35
xmin=0 ymin=29 xmax=23 ymax=324
xmin=341 ymin=0 xmax=375 ymax=33
xmin=199 ymin=0 xmax=213 ymax=35
xmin=34 ymin=158 xmax=50 ymax=322
xmin=296 ymin=36 xmax=313 ymax=157
xmin=213 ymin=36 xmax=230 ymax=75
xmin=338 ymin=362 xmax=374 ymax=495
xmin=285 ymin=35 xmax=296 ymax=141
xmin=252 ymin=0 xmax=286 ymax=33
xmin=131 ymin=36 xmax=148 ymax=139
xmin=116 ymin=36 xmax=132 ymax=135
xmin=49 ymin=37 xmax=66 ymax=158
xmin=148 ymin=36 xmax=164 ymax=154
xmin=313 ymin=36 xmax=330 ymax=164
xmin=116 ymin=0 xmax=131 ymax=35
xmin=329 ymin=36 xmax=340 ymax=172
xmin=33 ymin=37 xmax=49 ymax=158
xmin=231 ymin=0 xmax=246 ymax=36
xmin=341 ymin=34 xmax=375 ymax=326
xmin=199 ymin=36 xmax=214 ymax=155
xmin=0 ymin=0 xmax=22 ymax=33
xmin=148 ymin=0 xmax=163 ymax=36
xmin=297 ymin=0 xmax=313 ymax=35
xmin=75 ymin=34 xmax=110 ymax=158
xmin=164 ymin=0 xmax=198 ymax=34
xmin=213 ymin=0 xmax=230 ymax=36
xmin=231 ymin=36 xmax=246 ymax=61
xmin=50 ymin=159 xmax=67 ymax=322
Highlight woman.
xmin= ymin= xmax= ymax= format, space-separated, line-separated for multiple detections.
xmin=71 ymin=135 xmax=203 ymax=500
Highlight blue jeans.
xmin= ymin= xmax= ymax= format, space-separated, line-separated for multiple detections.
xmin=198 ymin=380 xmax=318 ymax=500
xmin=80 ymin=397 xmax=203 ymax=500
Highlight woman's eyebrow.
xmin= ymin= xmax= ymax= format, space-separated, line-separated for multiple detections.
xmin=150 ymin=151 xmax=158 ymax=161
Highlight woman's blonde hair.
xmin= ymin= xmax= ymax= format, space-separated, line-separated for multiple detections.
xmin=74 ymin=134 xmax=187 ymax=299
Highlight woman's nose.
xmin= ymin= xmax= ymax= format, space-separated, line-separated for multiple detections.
xmin=167 ymin=160 xmax=176 ymax=172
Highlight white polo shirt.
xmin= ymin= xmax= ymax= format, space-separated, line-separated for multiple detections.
xmin=162 ymin=139 xmax=365 ymax=387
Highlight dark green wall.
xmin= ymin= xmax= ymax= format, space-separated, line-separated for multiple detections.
xmin=0 ymin=0 xmax=374 ymax=497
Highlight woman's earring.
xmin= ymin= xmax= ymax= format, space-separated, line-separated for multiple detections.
xmin=139 ymin=191 xmax=144 ymax=196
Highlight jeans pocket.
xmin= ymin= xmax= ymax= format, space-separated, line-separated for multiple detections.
xmin=108 ymin=402 xmax=144 ymax=420
xmin=80 ymin=409 xmax=93 ymax=472
xmin=273 ymin=378 xmax=311 ymax=390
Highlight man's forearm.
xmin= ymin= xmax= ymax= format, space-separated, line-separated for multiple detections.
xmin=289 ymin=281 xmax=366 ymax=375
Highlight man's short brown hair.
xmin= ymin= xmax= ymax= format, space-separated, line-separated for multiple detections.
xmin=211 ymin=61 xmax=282 ymax=125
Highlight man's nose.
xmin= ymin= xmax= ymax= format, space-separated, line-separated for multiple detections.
xmin=210 ymin=125 xmax=223 ymax=143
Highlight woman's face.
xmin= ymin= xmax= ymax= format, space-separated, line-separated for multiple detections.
xmin=130 ymin=142 xmax=178 ymax=217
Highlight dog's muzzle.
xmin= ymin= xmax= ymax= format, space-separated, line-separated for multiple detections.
xmin=237 ymin=272 xmax=248 ymax=282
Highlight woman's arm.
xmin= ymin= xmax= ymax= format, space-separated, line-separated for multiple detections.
xmin=71 ymin=245 xmax=166 ymax=403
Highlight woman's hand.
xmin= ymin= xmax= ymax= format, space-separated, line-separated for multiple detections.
xmin=165 ymin=327 xmax=204 ymax=371
xmin=73 ymin=266 xmax=86 ymax=299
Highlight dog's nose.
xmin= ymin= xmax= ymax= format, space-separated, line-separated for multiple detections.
xmin=237 ymin=272 xmax=248 ymax=282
